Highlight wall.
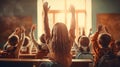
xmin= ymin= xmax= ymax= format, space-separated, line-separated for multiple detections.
xmin=92 ymin=0 xmax=120 ymax=32
xmin=0 ymin=0 xmax=37 ymax=22
xmin=0 ymin=0 xmax=37 ymax=49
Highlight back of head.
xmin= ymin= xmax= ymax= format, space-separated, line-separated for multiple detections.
xmin=51 ymin=22 xmax=70 ymax=55
xmin=8 ymin=35 xmax=19 ymax=46
xmin=40 ymin=34 xmax=46 ymax=43
xmin=78 ymin=36 xmax=90 ymax=47
xmin=23 ymin=36 xmax=30 ymax=46
xmin=50 ymin=22 xmax=71 ymax=67
xmin=98 ymin=33 xmax=111 ymax=48
xmin=115 ymin=40 xmax=120 ymax=47
xmin=115 ymin=40 xmax=120 ymax=56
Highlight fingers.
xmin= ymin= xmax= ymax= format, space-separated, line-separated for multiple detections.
xmin=97 ymin=25 xmax=102 ymax=32
xmin=43 ymin=2 xmax=48 ymax=9
xmin=15 ymin=27 xmax=21 ymax=34
xmin=43 ymin=2 xmax=48 ymax=6
xmin=15 ymin=27 xmax=20 ymax=31
xmin=20 ymin=26 xmax=25 ymax=33
xmin=43 ymin=2 xmax=50 ymax=13
xmin=31 ymin=24 xmax=36 ymax=31
xmin=90 ymin=28 xmax=92 ymax=31
xmin=43 ymin=2 xmax=48 ymax=8
xmin=104 ymin=26 xmax=109 ymax=33
xmin=69 ymin=5 xmax=75 ymax=13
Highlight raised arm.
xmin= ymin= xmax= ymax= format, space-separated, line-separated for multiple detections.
xmin=69 ymin=5 xmax=76 ymax=41
xmin=82 ymin=27 xmax=85 ymax=36
xmin=30 ymin=24 xmax=41 ymax=51
xmin=15 ymin=26 xmax=25 ymax=58
xmin=104 ymin=26 xmax=116 ymax=52
xmin=91 ymin=25 xmax=102 ymax=54
xmin=3 ymin=27 xmax=20 ymax=50
xmin=8 ymin=27 xmax=20 ymax=39
xmin=43 ymin=2 xmax=50 ymax=40
xmin=88 ymin=28 xmax=92 ymax=37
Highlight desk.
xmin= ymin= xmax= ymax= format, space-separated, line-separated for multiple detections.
xmin=0 ymin=58 xmax=93 ymax=67
xmin=19 ymin=54 xmax=48 ymax=59
xmin=19 ymin=54 xmax=36 ymax=59
xmin=72 ymin=59 xmax=93 ymax=67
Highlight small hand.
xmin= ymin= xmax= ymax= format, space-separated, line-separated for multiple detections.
xmin=20 ymin=26 xmax=25 ymax=33
xmin=31 ymin=24 xmax=36 ymax=32
xmin=90 ymin=28 xmax=92 ymax=32
xmin=15 ymin=27 xmax=20 ymax=34
xmin=43 ymin=2 xmax=50 ymax=13
xmin=69 ymin=5 xmax=75 ymax=14
xmin=82 ymin=27 xmax=85 ymax=35
xmin=97 ymin=25 xmax=102 ymax=32
xmin=104 ymin=26 xmax=109 ymax=33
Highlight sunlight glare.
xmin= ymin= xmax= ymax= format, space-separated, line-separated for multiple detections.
xmin=38 ymin=0 xmax=92 ymax=38
xmin=44 ymin=0 xmax=65 ymax=10
xmin=78 ymin=13 xmax=85 ymax=28
xmin=37 ymin=0 xmax=43 ymax=41
xmin=55 ymin=13 xmax=65 ymax=23
xmin=67 ymin=0 xmax=85 ymax=10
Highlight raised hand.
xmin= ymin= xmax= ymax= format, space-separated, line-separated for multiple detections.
xmin=15 ymin=27 xmax=20 ymax=34
xmin=82 ymin=27 xmax=85 ymax=35
xmin=69 ymin=5 xmax=76 ymax=41
xmin=20 ymin=26 xmax=25 ymax=33
xmin=90 ymin=28 xmax=92 ymax=32
xmin=31 ymin=24 xmax=36 ymax=32
xmin=43 ymin=2 xmax=50 ymax=13
xmin=69 ymin=5 xmax=75 ymax=14
xmin=104 ymin=26 xmax=109 ymax=33
xmin=97 ymin=25 xmax=102 ymax=33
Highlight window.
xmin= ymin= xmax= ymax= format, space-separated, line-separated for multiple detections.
xmin=37 ymin=0 xmax=92 ymax=42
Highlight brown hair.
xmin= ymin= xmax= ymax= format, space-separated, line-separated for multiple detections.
xmin=23 ymin=36 xmax=30 ymax=46
xmin=8 ymin=35 xmax=19 ymax=46
xmin=40 ymin=34 xmax=46 ymax=43
xmin=49 ymin=23 xmax=72 ymax=67
xmin=98 ymin=33 xmax=111 ymax=48
xmin=79 ymin=36 xmax=90 ymax=47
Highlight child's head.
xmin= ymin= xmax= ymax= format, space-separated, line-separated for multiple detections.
xmin=8 ymin=35 xmax=19 ymax=46
xmin=115 ymin=40 xmax=120 ymax=49
xmin=78 ymin=36 xmax=90 ymax=47
xmin=23 ymin=36 xmax=30 ymax=47
xmin=40 ymin=34 xmax=46 ymax=43
xmin=98 ymin=33 xmax=111 ymax=48
xmin=51 ymin=22 xmax=70 ymax=54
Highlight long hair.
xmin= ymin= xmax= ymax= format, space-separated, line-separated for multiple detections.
xmin=49 ymin=23 xmax=72 ymax=67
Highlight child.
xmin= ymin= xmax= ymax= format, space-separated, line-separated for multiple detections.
xmin=30 ymin=24 xmax=48 ymax=59
xmin=91 ymin=25 xmax=115 ymax=67
xmin=3 ymin=26 xmax=25 ymax=58
xmin=20 ymin=36 xmax=31 ymax=54
xmin=115 ymin=40 xmax=120 ymax=56
xmin=40 ymin=2 xmax=76 ymax=67
xmin=76 ymin=36 xmax=93 ymax=60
